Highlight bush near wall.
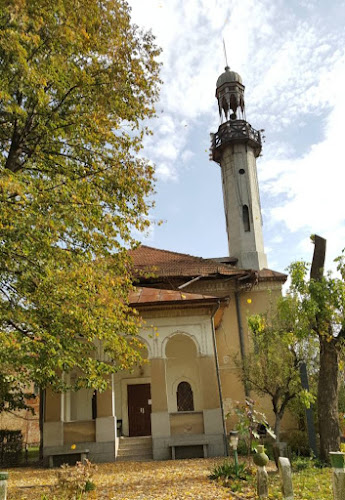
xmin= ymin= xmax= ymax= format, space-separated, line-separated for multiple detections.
xmin=285 ymin=430 xmax=310 ymax=457
xmin=0 ymin=430 xmax=23 ymax=465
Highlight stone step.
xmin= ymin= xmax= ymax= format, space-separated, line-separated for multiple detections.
xmin=119 ymin=436 xmax=152 ymax=445
xmin=118 ymin=446 xmax=152 ymax=454
xmin=117 ymin=447 xmax=152 ymax=456
xmin=116 ymin=455 xmax=153 ymax=462
xmin=117 ymin=436 xmax=153 ymax=462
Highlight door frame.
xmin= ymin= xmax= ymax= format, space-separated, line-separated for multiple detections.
xmin=121 ymin=378 xmax=151 ymax=437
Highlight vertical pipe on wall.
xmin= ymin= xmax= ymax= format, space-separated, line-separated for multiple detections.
xmin=211 ymin=300 xmax=229 ymax=456
xmin=235 ymin=291 xmax=249 ymax=397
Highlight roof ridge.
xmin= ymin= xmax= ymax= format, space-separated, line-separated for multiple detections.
xmin=134 ymin=285 xmax=218 ymax=300
xmin=134 ymin=245 xmax=206 ymax=261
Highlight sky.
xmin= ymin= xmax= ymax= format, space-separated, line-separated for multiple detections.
xmin=128 ymin=0 xmax=345 ymax=274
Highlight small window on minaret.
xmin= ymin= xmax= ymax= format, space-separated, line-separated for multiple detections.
xmin=243 ymin=205 xmax=250 ymax=232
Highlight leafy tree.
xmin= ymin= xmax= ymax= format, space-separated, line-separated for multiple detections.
xmin=0 ymin=374 xmax=35 ymax=414
xmin=287 ymin=236 xmax=345 ymax=461
xmin=0 ymin=0 xmax=161 ymax=398
xmin=236 ymin=309 xmax=314 ymax=442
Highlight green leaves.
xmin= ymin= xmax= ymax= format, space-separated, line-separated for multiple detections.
xmin=0 ymin=0 xmax=161 ymax=397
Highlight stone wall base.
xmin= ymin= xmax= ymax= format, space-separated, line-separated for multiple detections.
xmin=43 ymin=441 xmax=115 ymax=466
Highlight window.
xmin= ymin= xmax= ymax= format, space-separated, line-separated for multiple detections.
xmin=92 ymin=390 xmax=97 ymax=420
xmin=243 ymin=205 xmax=250 ymax=232
xmin=177 ymin=382 xmax=194 ymax=412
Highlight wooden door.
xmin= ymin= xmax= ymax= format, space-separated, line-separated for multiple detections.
xmin=127 ymin=384 xmax=152 ymax=437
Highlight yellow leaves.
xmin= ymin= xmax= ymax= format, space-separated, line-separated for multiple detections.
xmin=80 ymin=28 xmax=90 ymax=40
xmin=7 ymin=458 xmax=241 ymax=499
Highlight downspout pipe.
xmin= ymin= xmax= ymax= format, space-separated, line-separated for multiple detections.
xmin=235 ymin=291 xmax=249 ymax=397
xmin=211 ymin=300 xmax=229 ymax=457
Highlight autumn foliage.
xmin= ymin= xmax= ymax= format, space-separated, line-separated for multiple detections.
xmin=0 ymin=0 xmax=161 ymax=395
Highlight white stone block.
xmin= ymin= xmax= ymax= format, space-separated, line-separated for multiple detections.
xmin=96 ymin=416 xmax=116 ymax=443
xmin=151 ymin=412 xmax=170 ymax=437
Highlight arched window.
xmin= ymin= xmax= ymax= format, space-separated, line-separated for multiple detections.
xmin=177 ymin=382 xmax=194 ymax=412
xmin=243 ymin=204 xmax=250 ymax=232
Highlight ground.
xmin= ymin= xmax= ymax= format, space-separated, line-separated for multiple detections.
xmin=5 ymin=457 xmax=333 ymax=499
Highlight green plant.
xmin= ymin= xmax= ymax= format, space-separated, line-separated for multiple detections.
xmin=210 ymin=461 xmax=250 ymax=481
xmin=54 ymin=459 xmax=97 ymax=499
xmin=286 ymin=430 xmax=310 ymax=457
xmin=227 ymin=398 xmax=275 ymax=455
xmin=291 ymin=455 xmax=313 ymax=472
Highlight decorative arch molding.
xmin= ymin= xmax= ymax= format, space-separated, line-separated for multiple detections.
xmin=136 ymin=335 xmax=152 ymax=360
xmin=171 ymin=376 xmax=197 ymax=413
xmin=171 ymin=375 xmax=196 ymax=399
xmin=162 ymin=330 xmax=201 ymax=359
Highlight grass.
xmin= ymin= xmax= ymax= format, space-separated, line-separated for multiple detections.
xmin=3 ymin=457 xmax=334 ymax=499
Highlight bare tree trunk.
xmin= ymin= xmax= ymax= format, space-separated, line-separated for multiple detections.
xmin=311 ymin=235 xmax=340 ymax=461
xmin=274 ymin=413 xmax=281 ymax=443
xmin=318 ymin=337 xmax=340 ymax=460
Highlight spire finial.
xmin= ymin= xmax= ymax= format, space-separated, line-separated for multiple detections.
xmin=223 ymin=38 xmax=229 ymax=70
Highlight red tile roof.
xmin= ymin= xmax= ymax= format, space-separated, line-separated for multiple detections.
xmin=129 ymin=287 xmax=220 ymax=306
xmin=258 ymin=268 xmax=287 ymax=281
xmin=129 ymin=245 xmax=286 ymax=282
xmin=129 ymin=245 xmax=248 ymax=279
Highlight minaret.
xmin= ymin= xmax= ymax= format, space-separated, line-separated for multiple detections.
xmin=210 ymin=66 xmax=267 ymax=270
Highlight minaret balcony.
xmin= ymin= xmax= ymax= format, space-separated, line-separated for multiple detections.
xmin=210 ymin=120 xmax=262 ymax=163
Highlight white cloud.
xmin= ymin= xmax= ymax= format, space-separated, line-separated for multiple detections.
xmin=155 ymin=161 xmax=177 ymax=182
xmin=181 ymin=150 xmax=195 ymax=164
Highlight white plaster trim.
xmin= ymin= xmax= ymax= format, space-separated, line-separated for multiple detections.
xmin=161 ymin=330 xmax=201 ymax=359
xmin=171 ymin=376 xmax=196 ymax=413
xmin=137 ymin=334 xmax=153 ymax=359
xmin=111 ymin=373 xmax=116 ymax=418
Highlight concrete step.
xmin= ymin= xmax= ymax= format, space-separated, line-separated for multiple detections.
xmin=117 ymin=436 xmax=153 ymax=462
xmin=116 ymin=455 xmax=153 ymax=462
xmin=119 ymin=436 xmax=152 ymax=445
xmin=117 ymin=450 xmax=153 ymax=458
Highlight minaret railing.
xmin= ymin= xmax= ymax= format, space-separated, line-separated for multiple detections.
xmin=211 ymin=120 xmax=262 ymax=163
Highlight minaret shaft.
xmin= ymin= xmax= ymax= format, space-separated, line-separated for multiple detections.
xmin=220 ymin=142 xmax=267 ymax=270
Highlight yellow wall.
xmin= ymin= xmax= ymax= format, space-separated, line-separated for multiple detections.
xmin=215 ymin=286 xmax=297 ymax=431
xmin=45 ymin=388 xmax=61 ymax=422
xmin=170 ymin=412 xmax=204 ymax=435
xmin=64 ymin=421 xmax=95 ymax=444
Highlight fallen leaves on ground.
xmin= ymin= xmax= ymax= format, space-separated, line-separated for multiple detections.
xmin=6 ymin=458 xmax=243 ymax=499
xmin=5 ymin=457 xmax=333 ymax=499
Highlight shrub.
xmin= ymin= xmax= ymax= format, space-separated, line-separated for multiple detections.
xmin=291 ymin=455 xmax=312 ymax=472
xmin=54 ymin=459 xmax=96 ymax=499
xmin=286 ymin=430 xmax=310 ymax=457
xmin=0 ymin=429 xmax=23 ymax=466
xmin=210 ymin=461 xmax=251 ymax=481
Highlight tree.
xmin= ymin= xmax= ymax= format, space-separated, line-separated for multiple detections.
xmin=288 ymin=236 xmax=345 ymax=461
xmin=236 ymin=309 xmax=314 ymax=442
xmin=0 ymin=374 xmax=35 ymax=414
xmin=0 ymin=0 xmax=161 ymax=397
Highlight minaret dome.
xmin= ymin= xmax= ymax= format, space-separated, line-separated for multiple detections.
xmin=216 ymin=66 xmax=245 ymax=123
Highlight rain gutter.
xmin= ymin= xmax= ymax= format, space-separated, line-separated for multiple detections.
xmin=211 ymin=300 xmax=229 ymax=456
xmin=235 ymin=291 xmax=249 ymax=397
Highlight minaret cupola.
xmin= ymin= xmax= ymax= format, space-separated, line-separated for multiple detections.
xmin=216 ymin=66 xmax=245 ymax=122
